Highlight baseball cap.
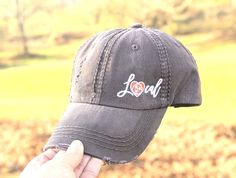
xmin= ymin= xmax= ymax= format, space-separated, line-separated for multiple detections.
xmin=44 ymin=23 xmax=201 ymax=164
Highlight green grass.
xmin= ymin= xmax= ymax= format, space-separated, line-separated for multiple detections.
xmin=0 ymin=33 xmax=236 ymax=125
xmin=0 ymin=59 xmax=71 ymax=120
xmin=0 ymin=40 xmax=84 ymax=121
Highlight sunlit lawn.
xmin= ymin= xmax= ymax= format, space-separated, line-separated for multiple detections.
xmin=0 ymin=33 xmax=236 ymax=125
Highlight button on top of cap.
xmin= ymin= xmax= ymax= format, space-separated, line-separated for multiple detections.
xmin=130 ymin=23 xmax=143 ymax=28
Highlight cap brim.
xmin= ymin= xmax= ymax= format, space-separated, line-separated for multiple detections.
xmin=44 ymin=103 xmax=167 ymax=164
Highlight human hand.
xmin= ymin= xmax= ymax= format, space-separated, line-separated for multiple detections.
xmin=20 ymin=140 xmax=103 ymax=178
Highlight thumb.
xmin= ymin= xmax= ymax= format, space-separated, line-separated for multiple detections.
xmin=54 ymin=140 xmax=84 ymax=169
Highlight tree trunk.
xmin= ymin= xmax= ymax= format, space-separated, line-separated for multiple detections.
xmin=16 ymin=0 xmax=29 ymax=56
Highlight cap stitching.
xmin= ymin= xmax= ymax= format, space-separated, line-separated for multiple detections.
xmin=91 ymin=29 xmax=126 ymax=103
xmin=75 ymin=56 xmax=87 ymax=85
xmin=148 ymin=30 xmax=170 ymax=101
xmin=54 ymin=113 xmax=148 ymax=142
xmin=95 ymin=31 xmax=125 ymax=100
xmin=53 ymin=124 xmax=146 ymax=146
xmin=46 ymin=134 xmax=143 ymax=151
xmin=49 ymin=110 xmax=161 ymax=151
xmin=72 ymin=99 xmax=167 ymax=110
xmin=69 ymin=34 xmax=99 ymax=101
xmin=50 ymin=116 xmax=149 ymax=148
xmin=92 ymin=29 xmax=130 ymax=103
xmin=96 ymin=30 xmax=131 ymax=102
xmin=49 ymin=111 xmax=159 ymax=151
xmin=74 ymin=34 xmax=99 ymax=82
xmin=141 ymin=29 xmax=171 ymax=105
xmin=52 ymin=122 xmax=149 ymax=144
xmin=151 ymin=31 xmax=171 ymax=101
xmin=50 ymin=133 xmax=141 ymax=151
xmin=50 ymin=107 xmax=165 ymax=143
xmin=91 ymin=30 xmax=124 ymax=102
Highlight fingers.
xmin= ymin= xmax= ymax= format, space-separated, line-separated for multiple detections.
xmin=21 ymin=140 xmax=103 ymax=178
xmin=75 ymin=155 xmax=91 ymax=177
xmin=53 ymin=150 xmax=66 ymax=159
xmin=53 ymin=140 xmax=84 ymax=169
xmin=80 ymin=157 xmax=103 ymax=178
xmin=20 ymin=149 xmax=58 ymax=178
xmin=31 ymin=149 xmax=58 ymax=166
xmin=38 ymin=141 xmax=84 ymax=178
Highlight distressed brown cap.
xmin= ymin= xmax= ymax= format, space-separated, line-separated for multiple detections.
xmin=44 ymin=24 xmax=201 ymax=164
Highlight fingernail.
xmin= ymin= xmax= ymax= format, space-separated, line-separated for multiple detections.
xmin=67 ymin=140 xmax=83 ymax=154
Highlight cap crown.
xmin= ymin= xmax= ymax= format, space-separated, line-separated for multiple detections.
xmin=70 ymin=26 xmax=201 ymax=109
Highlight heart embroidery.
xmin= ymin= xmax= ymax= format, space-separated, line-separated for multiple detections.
xmin=130 ymin=81 xmax=145 ymax=97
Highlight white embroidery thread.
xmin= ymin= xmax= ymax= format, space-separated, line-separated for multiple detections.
xmin=117 ymin=73 xmax=163 ymax=98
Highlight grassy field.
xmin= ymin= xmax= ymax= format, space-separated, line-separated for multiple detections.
xmin=0 ymin=33 xmax=236 ymax=125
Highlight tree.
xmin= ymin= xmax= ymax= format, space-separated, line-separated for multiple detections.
xmin=0 ymin=0 xmax=59 ymax=57
xmin=15 ymin=0 xmax=29 ymax=56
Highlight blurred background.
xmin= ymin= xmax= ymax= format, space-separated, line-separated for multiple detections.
xmin=0 ymin=0 xmax=236 ymax=177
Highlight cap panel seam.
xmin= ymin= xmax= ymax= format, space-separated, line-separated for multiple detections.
xmin=150 ymin=30 xmax=171 ymax=102
xmin=141 ymin=28 xmax=171 ymax=106
xmin=71 ymin=99 xmax=167 ymax=110
xmin=69 ymin=34 xmax=99 ymax=102
xmin=91 ymin=29 xmax=126 ymax=103
xmin=91 ymin=30 xmax=124 ymax=102
xmin=92 ymin=29 xmax=130 ymax=103
xmin=98 ymin=29 xmax=132 ymax=103
xmin=95 ymin=30 xmax=127 ymax=101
